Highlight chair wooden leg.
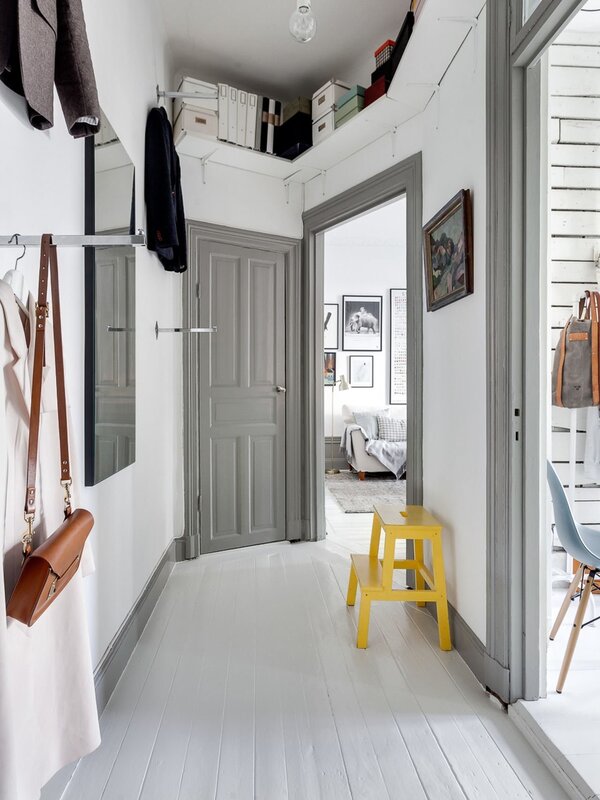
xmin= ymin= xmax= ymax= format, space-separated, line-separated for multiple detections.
xmin=356 ymin=592 xmax=371 ymax=649
xmin=549 ymin=563 xmax=584 ymax=641
xmin=556 ymin=570 xmax=596 ymax=693
xmin=347 ymin=564 xmax=358 ymax=607
xmin=358 ymin=471 xmax=366 ymax=481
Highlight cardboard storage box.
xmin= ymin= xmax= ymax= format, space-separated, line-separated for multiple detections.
xmin=335 ymin=93 xmax=364 ymax=116
xmin=365 ymin=76 xmax=390 ymax=107
xmin=334 ymin=99 xmax=364 ymax=128
xmin=282 ymin=97 xmax=311 ymax=124
xmin=312 ymin=109 xmax=335 ymax=144
xmin=174 ymin=77 xmax=218 ymax=123
xmin=312 ymin=79 xmax=351 ymax=122
xmin=336 ymin=85 xmax=365 ymax=112
xmin=174 ymin=106 xmax=218 ymax=143
xmin=275 ymin=111 xmax=312 ymax=158
xmin=374 ymin=39 xmax=395 ymax=68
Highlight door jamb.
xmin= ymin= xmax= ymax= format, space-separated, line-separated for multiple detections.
xmin=302 ymin=154 xmax=424 ymax=541
xmin=487 ymin=0 xmax=585 ymax=702
xmin=181 ymin=221 xmax=303 ymax=558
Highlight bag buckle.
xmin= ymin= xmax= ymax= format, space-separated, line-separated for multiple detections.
xmin=61 ymin=479 xmax=72 ymax=515
xmin=22 ymin=514 xmax=34 ymax=559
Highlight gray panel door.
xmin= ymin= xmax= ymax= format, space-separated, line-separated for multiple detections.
xmin=199 ymin=241 xmax=286 ymax=553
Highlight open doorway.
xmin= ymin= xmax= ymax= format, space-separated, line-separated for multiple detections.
xmin=516 ymin=3 xmax=600 ymax=793
xmin=322 ymin=197 xmax=408 ymax=554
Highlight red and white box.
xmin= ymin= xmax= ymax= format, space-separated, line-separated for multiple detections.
xmin=374 ymin=39 xmax=395 ymax=69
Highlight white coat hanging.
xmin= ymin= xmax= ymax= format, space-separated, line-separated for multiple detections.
xmin=0 ymin=278 xmax=100 ymax=800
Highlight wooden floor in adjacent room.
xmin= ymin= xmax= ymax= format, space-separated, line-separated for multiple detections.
xmin=49 ymin=538 xmax=568 ymax=800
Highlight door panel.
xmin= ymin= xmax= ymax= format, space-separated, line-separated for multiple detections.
xmin=211 ymin=437 xmax=240 ymax=539
xmin=199 ymin=241 xmax=286 ymax=552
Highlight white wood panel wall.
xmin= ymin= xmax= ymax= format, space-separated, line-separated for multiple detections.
xmin=550 ymin=31 xmax=600 ymax=524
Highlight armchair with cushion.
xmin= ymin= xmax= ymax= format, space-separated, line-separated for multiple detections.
xmin=340 ymin=405 xmax=407 ymax=480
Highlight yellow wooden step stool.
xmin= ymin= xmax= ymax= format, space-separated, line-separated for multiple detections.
xmin=346 ymin=504 xmax=452 ymax=650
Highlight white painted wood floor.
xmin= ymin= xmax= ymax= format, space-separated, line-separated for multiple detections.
xmin=52 ymin=531 xmax=569 ymax=800
xmin=515 ymin=574 xmax=600 ymax=799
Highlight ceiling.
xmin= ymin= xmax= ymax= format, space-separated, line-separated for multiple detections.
xmin=325 ymin=197 xmax=406 ymax=247
xmin=157 ymin=0 xmax=411 ymax=101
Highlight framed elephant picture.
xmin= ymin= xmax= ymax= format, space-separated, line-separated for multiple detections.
xmin=342 ymin=295 xmax=382 ymax=351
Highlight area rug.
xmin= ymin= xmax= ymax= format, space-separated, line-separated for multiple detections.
xmin=325 ymin=471 xmax=406 ymax=513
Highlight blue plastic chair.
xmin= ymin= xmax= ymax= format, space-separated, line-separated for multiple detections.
xmin=547 ymin=461 xmax=600 ymax=692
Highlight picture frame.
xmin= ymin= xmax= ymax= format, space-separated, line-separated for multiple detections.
xmin=349 ymin=355 xmax=374 ymax=388
xmin=389 ymin=288 xmax=407 ymax=405
xmin=324 ymin=303 xmax=339 ymax=351
xmin=342 ymin=295 xmax=383 ymax=351
xmin=324 ymin=352 xmax=336 ymax=386
xmin=423 ymin=189 xmax=473 ymax=312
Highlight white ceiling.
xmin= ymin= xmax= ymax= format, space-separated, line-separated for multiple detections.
xmin=158 ymin=0 xmax=411 ymax=101
xmin=325 ymin=196 xmax=406 ymax=247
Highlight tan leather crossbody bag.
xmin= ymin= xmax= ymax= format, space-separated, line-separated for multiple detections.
xmin=7 ymin=234 xmax=94 ymax=626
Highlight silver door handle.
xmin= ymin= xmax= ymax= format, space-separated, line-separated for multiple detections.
xmin=276 ymin=386 xmax=287 ymax=393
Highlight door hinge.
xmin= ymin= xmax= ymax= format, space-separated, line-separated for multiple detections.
xmin=196 ymin=282 xmax=201 ymax=300
xmin=197 ymin=494 xmax=202 ymax=511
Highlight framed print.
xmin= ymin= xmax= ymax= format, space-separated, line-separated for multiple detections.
xmin=324 ymin=352 xmax=336 ymax=386
xmin=342 ymin=295 xmax=382 ymax=351
xmin=324 ymin=303 xmax=339 ymax=350
xmin=390 ymin=288 xmax=407 ymax=405
xmin=349 ymin=355 xmax=374 ymax=388
xmin=423 ymin=189 xmax=473 ymax=312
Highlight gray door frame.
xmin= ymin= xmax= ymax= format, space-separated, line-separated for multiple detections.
xmin=486 ymin=0 xmax=586 ymax=702
xmin=302 ymin=154 xmax=424 ymax=541
xmin=181 ymin=221 xmax=303 ymax=558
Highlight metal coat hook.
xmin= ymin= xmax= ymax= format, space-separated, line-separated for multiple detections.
xmin=8 ymin=234 xmax=26 ymax=268
xmin=155 ymin=321 xmax=217 ymax=339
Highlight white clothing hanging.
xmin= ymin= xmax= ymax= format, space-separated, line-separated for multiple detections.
xmin=0 ymin=278 xmax=99 ymax=800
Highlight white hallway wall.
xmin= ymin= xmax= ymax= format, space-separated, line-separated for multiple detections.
xmin=0 ymin=0 xmax=183 ymax=666
xmin=178 ymin=13 xmax=487 ymax=642
xmin=305 ymin=13 xmax=487 ymax=642
xmin=324 ymin=199 xmax=407 ymax=437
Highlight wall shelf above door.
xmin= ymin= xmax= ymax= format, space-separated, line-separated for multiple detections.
xmin=174 ymin=0 xmax=486 ymax=186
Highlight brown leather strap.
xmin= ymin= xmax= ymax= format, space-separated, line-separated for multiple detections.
xmin=49 ymin=243 xmax=71 ymax=488
xmin=592 ymin=292 xmax=600 ymax=406
xmin=24 ymin=235 xmax=71 ymax=521
xmin=555 ymin=326 xmax=567 ymax=407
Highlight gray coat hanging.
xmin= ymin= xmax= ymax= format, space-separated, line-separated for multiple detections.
xmin=0 ymin=0 xmax=101 ymax=138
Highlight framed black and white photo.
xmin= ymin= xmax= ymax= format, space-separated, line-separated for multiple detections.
xmin=349 ymin=355 xmax=374 ymax=388
xmin=342 ymin=295 xmax=382 ymax=352
xmin=324 ymin=303 xmax=339 ymax=350
xmin=390 ymin=288 xmax=407 ymax=405
xmin=324 ymin=352 xmax=336 ymax=386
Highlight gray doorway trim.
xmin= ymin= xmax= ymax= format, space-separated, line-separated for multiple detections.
xmin=302 ymin=154 xmax=423 ymax=542
xmin=487 ymin=0 xmax=585 ymax=702
xmin=181 ymin=221 xmax=303 ymax=558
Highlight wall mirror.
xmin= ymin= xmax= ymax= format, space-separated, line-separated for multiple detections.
xmin=85 ymin=110 xmax=136 ymax=485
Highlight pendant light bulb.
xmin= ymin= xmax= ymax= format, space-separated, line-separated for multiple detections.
xmin=289 ymin=0 xmax=316 ymax=43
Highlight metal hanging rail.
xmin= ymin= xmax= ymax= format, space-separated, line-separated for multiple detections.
xmin=155 ymin=322 xmax=217 ymax=339
xmin=0 ymin=234 xmax=146 ymax=247
xmin=156 ymin=84 xmax=218 ymax=103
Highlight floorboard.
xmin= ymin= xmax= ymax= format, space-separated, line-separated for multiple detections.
xmin=53 ymin=523 xmax=569 ymax=800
